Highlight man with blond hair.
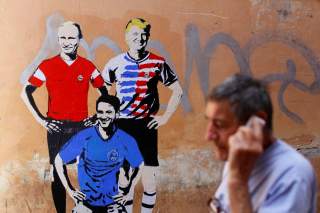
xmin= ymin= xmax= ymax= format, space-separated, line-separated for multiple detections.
xmin=102 ymin=18 xmax=183 ymax=213
xmin=21 ymin=21 xmax=107 ymax=213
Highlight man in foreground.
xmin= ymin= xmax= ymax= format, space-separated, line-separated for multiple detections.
xmin=205 ymin=74 xmax=317 ymax=213
xmin=102 ymin=18 xmax=183 ymax=212
xmin=21 ymin=21 xmax=107 ymax=212
xmin=55 ymin=95 xmax=143 ymax=212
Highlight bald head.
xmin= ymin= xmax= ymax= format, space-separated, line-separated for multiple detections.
xmin=58 ymin=21 xmax=83 ymax=39
xmin=58 ymin=21 xmax=82 ymax=56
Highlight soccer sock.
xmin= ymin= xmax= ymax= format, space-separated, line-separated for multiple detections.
xmin=141 ymin=166 xmax=157 ymax=213
xmin=124 ymin=199 xmax=133 ymax=213
xmin=141 ymin=191 xmax=156 ymax=213
xmin=118 ymin=166 xmax=135 ymax=213
xmin=124 ymin=186 xmax=135 ymax=213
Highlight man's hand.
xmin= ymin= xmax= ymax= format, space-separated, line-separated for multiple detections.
xmin=83 ymin=114 xmax=97 ymax=127
xmin=113 ymin=192 xmax=129 ymax=206
xmin=41 ymin=118 xmax=63 ymax=133
xmin=227 ymin=116 xmax=265 ymax=183
xmin=67 ymin=188 xmax=86 ymax=203
xmin=147 ymin=115 xmax=169 ymax=129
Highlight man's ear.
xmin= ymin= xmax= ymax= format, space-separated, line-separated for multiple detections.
xmin=255 ymin=111 xmax=268 ymax=132
xmin=255 ymin=111 xmax=267 ymax=122
xmin=146 ymin=34 xmax=150 ymax=41
xmin=116 ymin=112 xmax=120 ymax=119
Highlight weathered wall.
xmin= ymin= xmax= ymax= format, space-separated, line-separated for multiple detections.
xmin=0 ymin=0 xmax=320 ymax=212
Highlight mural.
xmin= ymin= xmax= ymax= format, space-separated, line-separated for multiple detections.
xmin=20 ymin=17 xmax=183 ymax=213
xmin=21 ymin=13 xmax=320 ymax=125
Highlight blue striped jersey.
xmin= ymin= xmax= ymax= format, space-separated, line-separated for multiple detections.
xmin=102 ymin=52 xmax=178 ymax=119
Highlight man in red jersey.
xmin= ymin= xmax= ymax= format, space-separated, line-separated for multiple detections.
xmin=21 ymin=21 xmax=107 ymax=213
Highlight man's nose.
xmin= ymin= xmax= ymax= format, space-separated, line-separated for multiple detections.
xmin=98 ymin=113 xmax=107 ymax=119
xmin=205 ymin=122 xmax=218 ymax=141
xmin=63 ymin=39 xmax=71 ymax=45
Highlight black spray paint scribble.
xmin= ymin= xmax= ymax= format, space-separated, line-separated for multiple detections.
xmin=20 ymin=14 xmax=320 ymax=124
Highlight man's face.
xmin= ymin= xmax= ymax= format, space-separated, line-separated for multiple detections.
xmin=125 ymin=25 xmax=149 ymax=51
xmin=205 ymin=100 xmax=240 ymax=161
xmin=58 ymin=24 xmax=80 ymax=55
xmin=97 ymin=102 xmax=117 ymax=128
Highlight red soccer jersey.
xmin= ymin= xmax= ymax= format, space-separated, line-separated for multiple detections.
xmin=28 ymin=55 xmax=104 ymax=121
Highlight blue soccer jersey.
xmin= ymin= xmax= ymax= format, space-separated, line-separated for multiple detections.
xmin=59 ymin=126 xmax=143 ymax=207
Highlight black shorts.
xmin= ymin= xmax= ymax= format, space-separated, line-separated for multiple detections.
xmin=47 ymin=120 xmax=85 ymax=164
xmin=82 ymin=201 xmax=126 ymax=213
xmin=117 ymin=118 xmax=159 ymax=166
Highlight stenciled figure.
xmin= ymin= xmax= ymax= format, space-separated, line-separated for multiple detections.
xmin=55 ymin=95 xmax=144 ymax=213
xmin=21 ymin=21 xmax=107 ymax=213
xmin=102 ymin=18 xmax=183 ymax=212
xmin=205 ymin=74 xmax=317 ymax=213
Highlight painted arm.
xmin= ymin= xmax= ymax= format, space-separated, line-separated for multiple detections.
xmin=114 ymin=163 xmax=144 ymax=205
xmin=147 ymin=81 xmax=183 ymax=129
xmin=98 ymin=85 xmax=108 ymax=96
xmin=101 ymin=60 xmax=117 ymax=95
xmin=101 ymin=83 xmax=114 ymax=96
xmin=55 ymin=154 xmax=86 ymax=203
xmin=127 ymin=163 xmax=144 ymax=195
xmin=20 ymin=84 xmax=62 ymax=133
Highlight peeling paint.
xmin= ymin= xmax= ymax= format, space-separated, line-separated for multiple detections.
xmin=0 ymin=175 xmax=9 ymax=194
xmin=0 ymin=161 xmax=23 ymax=198
xmin=251 ymin=0 xmax=312 ymax=30
xmin=27 ymin=153 xmax=50 ymax=181
xmin=159 ymin=149 xmax=223 ymax=191
xmin=1 ymin=146 xmax=319 ymax=196
xmin=0 ymin=150 xmax=222 ymax=196
xmin=0 ymin=147 xmax=319 ymax=211
xmin=295 ymin=136 xmax=320 ymax=158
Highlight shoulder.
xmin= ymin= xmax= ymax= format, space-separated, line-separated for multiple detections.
xmin=259 ymin=140 xmax=317 ymax=211
xmin=103 ymin=53 xmax=126 ymax=71
xmin=74 ymin=126 xmax=97 ymax=140
xmin=148 ymin=52 xmax=165 ymax=62
xmin=279 ymin=141 xmax=313 ymax=171
xmin=77 ymin=55 xmax=96 ymax=69
xmin=39 ymin=55 xmax=60 ymax=68
xmin=108 ymin=53 xmax=126 ymax=63
xmin=109 ymin=53 xmax=127 ymax=64
xmin=114 ymin=128 xmax=137 ymax=144
xmin=269 ymin=140 xmax=316 ymax=183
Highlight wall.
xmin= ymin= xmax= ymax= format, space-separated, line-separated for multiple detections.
xmin=0 ymin=0 xmax=319 ymax=212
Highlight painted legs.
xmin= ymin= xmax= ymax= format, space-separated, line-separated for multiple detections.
xmin=123 ymin=166 xmax=157 ymax=213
